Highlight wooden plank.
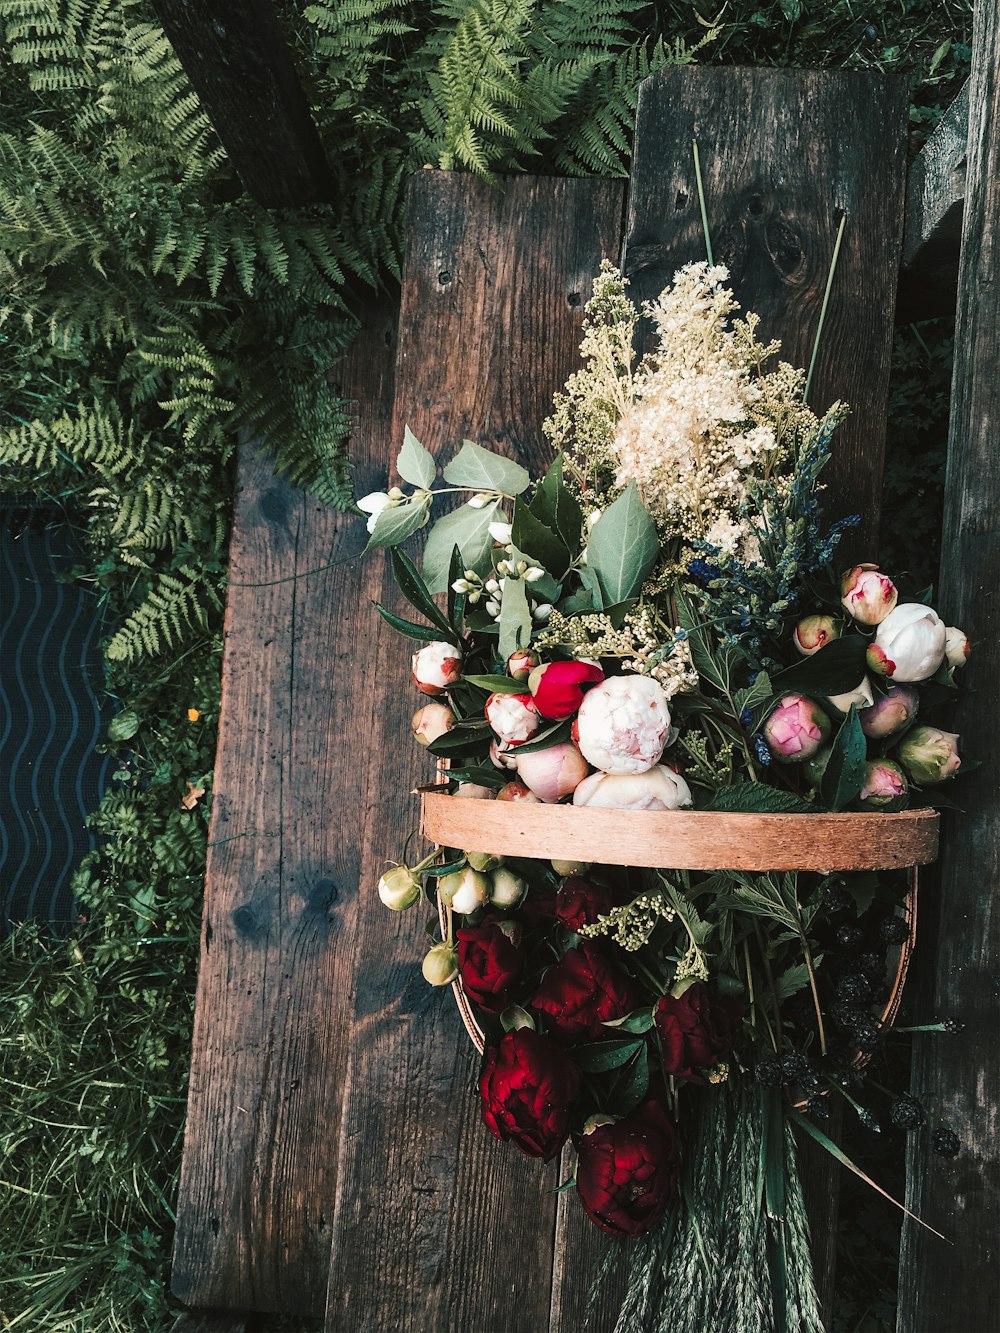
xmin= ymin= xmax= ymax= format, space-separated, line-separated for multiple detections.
xmin=324 ymin=171 xmax=625 ymax=1333
xmin=170 ymin=1314 xmax=246 ymax=1333
xmin=170 ymin=295 xmax=398 ymax=1315
xmin=149 ymin=0 xmax=332 ymax=207
xmin=623 ymin=67 xmax=908 ymax=559
xmin=898 ymin=4 xmax=1000 ymax=1328
xmin=897 ymin=81 xmax=969 ymax=323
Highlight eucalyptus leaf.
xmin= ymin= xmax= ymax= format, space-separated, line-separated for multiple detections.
xmin=421 ymin=499 xmax=500 ymax=593
xmin=397 ymin=425 xmax=436 ymax=489
xmin=364 ymin=495 xmax=431 ymax=550
xmin=498 ymin=576 xmax=532 ymax=661
xmin=442 ymin=440 xmax=530 ymax=495
xmin=820 ymin=706 xmax=867 ymax=812
xmin=586 ymin=482 xmax=659 ymax=606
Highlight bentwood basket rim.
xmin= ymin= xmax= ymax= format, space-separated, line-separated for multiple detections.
xmin=419 ymin=790 xmax=940 ymax=871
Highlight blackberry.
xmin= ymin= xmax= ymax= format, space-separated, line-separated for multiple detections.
xmin=831 ymin=999 xmax=866 ymax=1031
xmin=780 ymin=1050 xmax=811 ymax=1084
xmin=880 ymin=916 xmax=909 ymax=945
xmin=806 ymin=1094 xmax=831 ymax=1121
xmin=799 ymin=1069 xmax=824 ymax=1095
xmin=823 ymin=882 xmax=852 ymax=914
xmin=835 ymin=925 xmax=864 ymax=950
xmin=853 ymin=1017 xmax=881 ymax=1052
xmin=932 ymin=1126 xmax=960 ymax=1157
xmin=755 ymin=1053 xmax=783 ymax=1087
xmin=858 ymin=952 xmax=886 ymax=986
xmin=837 ymin=972 xmax=873 ymax=1006
xmin=890 ymin=1095 xmax=926 ymax=1131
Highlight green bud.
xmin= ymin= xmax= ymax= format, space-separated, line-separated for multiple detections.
xmin=551 ymin=858 xmax=591 ymax=877
xmin=421 ymin=942 xmax=459 ymax=986
xmin=377 ymin=865 xmax=422 ymax=911
xmin=437 ymin=867 xmax=490 ymax=914
xmin=490 ymin=868 xmax=527 ymax=908
xmin=467 ymin=850 xmax=503 ymax=873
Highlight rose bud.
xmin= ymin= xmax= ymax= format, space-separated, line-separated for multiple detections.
xmin=495 ymin=780 xmax=542 ymax=802
xmin=515 ymin=742 xmax=590 ymax=803
xmin=467 ymin=851 xmax=503 ymax=872
xmin=825 ymin=676 xmax=874 ymax=715
xmin=896 ymin=725 xmax=962 ymax=785
xmin=840 ymin=565 xmax=898 ymax=625
xmin=485 ymin=691 xmax=540 ymax=746
xmin=858 ymin=684 xmax=919 ymax=740
xmin=422 ymin=941 xmax=459 ymax=986
xmin=857 ymin=759 xmax=908 ymax=810
xmin=654 ymin=981 xmax=744 ymax=1083
xmin=489 ymin=738 xmax=519 ymax=770
xmin=412 ymin=640 xmax=463 ymax=696
xmin=551 ymin=859 xmax=591 ymax=876
xmin=437 ymin=866 xmax=491 ymax=914
xmin=794 ymin=614 xmax=840 ymax=657
xmin=527 ymin=660 xmax=605 ymax=720
xmin=480 ymin=1028 xmax=580 ymax=1160
xmin=945 ymin=626 xmax=971 ymax=668
xmin=507 ymin=648 xmax=539 ymax=680
xmin=572 ymin=766 xmax=693 ymax=810
xmin=576 ymin=675 xmax=671 ymax=774
xmin=490 ymin=867 xmax=527 ymax=908
xmin=531 ymin=942 xmax=641 ymax=1041
xmin=576 ymin=1103 xmax=678 ymax=1237
xmin=412 ymin=702 xmax=455 ymax=747
xmin=803 ymin=747 xmax=832 ymax=788
xmin=457 ymin=919 xmax=524 ymax=1012
xmin=555 ymin=876 xmax=618 ymax=931
xmin=763 ymin=694 xmax=831 ymax=763
xmin=377 ymin=865 xmax=422 ymax=911
xmin=866 ymin=603 xmax=947 ymax=682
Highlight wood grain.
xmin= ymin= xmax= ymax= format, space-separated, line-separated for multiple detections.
xmin=170 ymin=296 xmax=398 ymax=1315
xmin=420 ymin=794 xmax=939 ymax=871
xmin=898 ymin=6 xmax=1000 ymax=1329
xmin=323 ymin=171 xmax=625 ymax=1333
xmin=149 ymin=0 xmax=332 ymax=207
xmin=170 ymin=1314 xmax=246 ymax=1333
xmin=624 ymin=66 xmax=908 ymax=559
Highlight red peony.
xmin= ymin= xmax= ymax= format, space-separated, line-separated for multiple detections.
xmin=457 ymin=920 xmax=523 ymax=1013
xmin=532 ymin=942 xmax=641 ymax=1041
xmin=555 ymin=875 xmax=619 ymax=932
xmin=479 ymin=1029 xmax=580 ymax=1160
xmin=528 ymin=660 xmax=604 ymax=720
xmin=654 ymin=982 xmax=744 ymax=1082
xmin=575 ymin=1098 xmax=678 ymax=1236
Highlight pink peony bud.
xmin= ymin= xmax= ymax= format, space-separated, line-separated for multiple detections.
xmin=858 ymin=685 xmax=919 ymax=740
xmin=763 ymin=694 xmax=831 ymax=763
xmin=896 ymin=725 xmax=961 ymax=785
xmin=495 ymin=781 xmax=542 ymax=802
xmin=527 ymin=660 xmax=604 ymax=720
xmin=867 ymin=603 xmax=946 ymax=682
xmin=412 ymin=641 xmax=463 ymax=695
xmin=575 ymin=676 xmax=671 ymax=775
xmin=793 ymin=614 xmax=840 ymax=657
xmin=857 ymin=759 xmax=908 ymax=810
xmin=515 ymin=743 xmax=590 ymax=803
xmin=485 ymin=692 xmax=540 ymax=746
xmin=412 ymin=702 xmax=455 ymax=747
xmin=840 ymin=565 xmax=898 ymax=625
xmin=438 ymin=867 xmax=491 ymax=914
xmin=944 ymin=626 xmax=971 ymax=668
xmin=490 ymin=738 xmax=519 ymax=770
xmin=507 ymin=648 xmax=540 ymax=680
xmin=572 ymin=766 xmax=693 ymax=811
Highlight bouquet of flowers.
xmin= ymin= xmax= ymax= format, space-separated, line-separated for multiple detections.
xmin=363 ymin=263 xmax=967 ymax=1332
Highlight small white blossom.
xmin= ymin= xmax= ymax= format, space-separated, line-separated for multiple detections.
xmin=488 ymin=521 xmax=513 ymax=543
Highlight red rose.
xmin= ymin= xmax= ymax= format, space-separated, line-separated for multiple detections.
xmin=517 ymin=884 xmax=558 ymax=929
xmin=555 ymin=875 xmax=618 ymax=932
xmin=576 ymin=1099 xmax=678 ymax=1236
xmin=479 ymin=1029 xmax=580 ymax=1160
xmin=654 ymin=982 xmax=744 ymax=1082
xmin=457 ymin=920 xmax=523 ymax=1013
xmin=532 ymin=942 xmax=641 ymax=1041
xmin=528 ymin=660 xmax=604 ymax=720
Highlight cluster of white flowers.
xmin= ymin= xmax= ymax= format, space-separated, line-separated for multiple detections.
xmin=535 ymin=605 xmax=698 ymax=698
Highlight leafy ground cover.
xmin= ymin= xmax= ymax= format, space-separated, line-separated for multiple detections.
xmin=0 ymin=1 xmax=968 ymax=1327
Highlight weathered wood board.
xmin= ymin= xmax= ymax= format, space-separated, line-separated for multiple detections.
xmin=170 ymin=296 xmax=398 ymax=1315
xmin=898 ymin=4 xmax=1000 ymax=1328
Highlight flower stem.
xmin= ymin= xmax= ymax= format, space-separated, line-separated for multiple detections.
xmin=804 ymin=210 xmax=847 ymax=402
xmin=692 ymin=140 xmax=714 ymax=267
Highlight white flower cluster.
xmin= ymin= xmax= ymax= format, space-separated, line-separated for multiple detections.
xmin=536 ymin=605 xmax=698 ymax=699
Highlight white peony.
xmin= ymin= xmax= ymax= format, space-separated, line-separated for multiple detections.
xmin=867 ymin=603 xmax=947 ymax=683
xmin=575 ymin=675 xmax=671 ymax=774
xmin=572 ymin=766 xmax=693 ymax=810
xmin=484 ymin=692 xmax=540 ymax=745
xmin=412 ymin=641 xmax=463 ymax=695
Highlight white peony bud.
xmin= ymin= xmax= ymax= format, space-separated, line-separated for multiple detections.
xmin=454 ymin=783 xmax=495 ymax=800
xmin=485 ymin=692 xmax=540 ymax=745
xmin=825 ymin=676 xmax=874 ymax=715
xmin=438 ymin=867 xmax=490 ymax=914
xmin=793 ymin=614 xmax=840 ymax=657
xmin=489 ymin=738 xmax=519 ymax=770
xmin=412 ymin=641 xmax=463 ymax=696
xmin=412 ymin=703 xmax=455 ymax=747
xmin=377 ymin=865 xmax=422 ymax=911
xmin=515 ymin=742 xmax=590 ymax=803
xmin=572 ymin=765 xmax=693 ymax=810
xmin=575 ymin=675 xmax=671 ymax=774
xmin=490 ymin=868 xmax=527 ymax=908
xmin=944 ymin=626 xmax=971 ymax=668
xmin=422 ymin=942 xmax=459 ymax=986
xmin=867 ymin=603 xmax=947 ymax=682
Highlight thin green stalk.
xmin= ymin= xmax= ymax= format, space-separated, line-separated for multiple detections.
xmin=804 ymin=210 xmax=848 ymax=401
xmin=692 ymin=140 xmax=714 ymax=267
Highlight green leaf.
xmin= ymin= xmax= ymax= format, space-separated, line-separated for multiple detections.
xmin=498 ymin=576 xmax=532 ymax=661
xmin=529 ymin=453 xmax=582 ymax=550
xmin=706 ymin=784 xmax=814 ymax=814
xmin=603 ymin=1007 xmax=655 ymax=1034
xmin=734 ymin=672 xmax=772 ymax=714
xmin=586 ymin=483 xmax=659 ymax=606
xmin=463 ymin=674 xmax=525 ymax=694
xmin=442 ymin=440 xmax=529 ymax=495
xmin=611 ymin=1046 xmax=650 ymax=1116
xmin=108 ymin=709 xmax=140 ymax=742
xmin=427 ymin=724 xmax=491 ymax=756
xmin=772 ymin=636 xmax=867 ymax=695
xmin=390 ymin=547 xmax=456 ymax=640
xmin=447 ymin=544 xmax=466 ymax=631
xmin=512 ymin=497 xmax=571 ymax=579
xmin=820 ymin=706 xmax=867 ymax=811
xmin=572 ymin=1037 xmax=644 ymax=1072
xmin=773 ymin=960 xmax=818 ymax=1004
xmin=556 ymin=587 xmax=595 ymax=616
xmin=421 ymin=499 xmax=501 ymax=594
xmin=373 ymin=602 xmax=441 ymax=642
xmin=513 ymin=718 xmax=572 ymax=754
xmin=365 ymin=495 xmax=431 ymax=551
xmin=397 ymin=425 xmax=436 ymax=489
xmin=447 ymin=766 xmax=508 ymax=789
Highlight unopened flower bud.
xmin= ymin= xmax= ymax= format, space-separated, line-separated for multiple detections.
xmin=467 ymin=493 xmax=494 ymax=509
xmin=454 ymin=783 xmax=495 ymax=799
xmin=496 ymin=780 xmax=542 ymax=802
xmin=858 ymin=685 xmax=919 ymax=740
xmin=551 ymin=859 xmax=591 ymax=876
xmin=500 ymin=1004 xmax=535 ymax=1032
xmin=490 ymin=738 xmax=519 ymax=770
xmin=422 ymin=941 xmax=459 ymax=986
xmin=858 ymin=759 xmax=908 ymax=810
xmin=507 ymin=648 xmax=539 ymax=680
xmin=515 ymin=742 xmax=590 ymax=802
xmin=825 ymin=676 xmax=874 ymax=715
xmin=485 ymin=692 xmax=540 ymax=745
xmin=572 ymin=765 xmax=693 ymax=810
xmin=357 ymin=491 xmax=393 ymax=533
xmin=896 ymin=725 xmax=961 ymax=785
xmin=467 ymin=850 xmax=503 ymax=872
xmin=412 ymin=641 xmax=463 ymax=696
xmin=867 ymin=603 xmax=946 ymax=682
xmin=438 ymin=867 xmax=491 ymax=914
xmin=532 ymin=603 xmax=553 ymax=623
xmin=793 ymin=614 xmax=840 ymax=657
xmin=488 ymin=521 xmax=513 ymax=544
xmin=412 ymin=702 xmax=455 ymax=747
xmin=944 ymin=626 xmax=971 ymax=668
xmin=763 ymin=694 xmax=832 ymax=763
xmin=840 ymin=565 xmax=898 ymax=625
xmin=377 ymin=865 xmax=422 ymax=911
xmin=490 ymin=868 xmax=527 ymax=908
